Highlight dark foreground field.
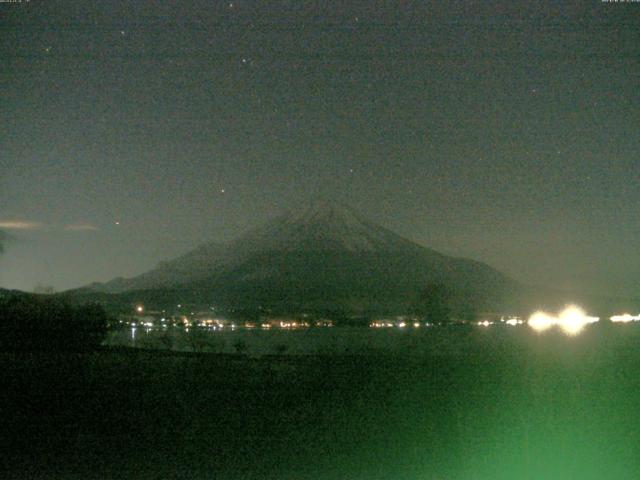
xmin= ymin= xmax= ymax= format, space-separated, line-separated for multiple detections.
xmin=3 ymin=325 xmax=640 ymax=479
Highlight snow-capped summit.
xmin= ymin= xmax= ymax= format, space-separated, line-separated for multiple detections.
xmin=237 ymin=200 xmax=423 ymax=253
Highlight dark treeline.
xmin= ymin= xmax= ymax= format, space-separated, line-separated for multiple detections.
xmin=0 ymin=294 xmax=108 ymax=352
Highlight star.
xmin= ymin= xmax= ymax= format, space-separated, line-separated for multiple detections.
xmin=220 ymin=188 xmax=226 ymax=194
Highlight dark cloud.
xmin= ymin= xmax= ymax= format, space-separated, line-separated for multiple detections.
xmin=64 ymin=223 xmax=100 ymax=232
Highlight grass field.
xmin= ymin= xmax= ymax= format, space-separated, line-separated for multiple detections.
xmin=3 ymin=324 xmax=640 ymax=479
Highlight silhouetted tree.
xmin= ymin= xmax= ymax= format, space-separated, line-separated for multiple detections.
xmin=159 ymin=330 xmax=175 ymax=350
xmin=415 ymin=283 xmax=453 ymax=324
xmin=0 ymin=295 xmax=108 ymax=352
xmin=186 ymin=328 xmax=208 ymax=353
xmin=34 ymin=284 xmax=56 ymax=295
xmin=456 ymin=298 xmax=478 ymax=322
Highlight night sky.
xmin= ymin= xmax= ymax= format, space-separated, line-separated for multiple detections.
xmin=1 ymin=0 xmax=638 ymax=296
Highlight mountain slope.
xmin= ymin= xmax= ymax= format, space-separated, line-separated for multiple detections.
xmin=86 ymin=201 xmax=521 ymax=315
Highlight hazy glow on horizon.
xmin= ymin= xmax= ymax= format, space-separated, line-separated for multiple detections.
xmin=0 ymin=221 xmax=100 ymax=233
xmin=0 ymin=220 xmax=43 ymax=230
xmin=528 ymin=306 xmax=599 ymax=335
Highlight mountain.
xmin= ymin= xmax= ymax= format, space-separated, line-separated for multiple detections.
xmin=83 ymin=201 xmax=523 ymax=317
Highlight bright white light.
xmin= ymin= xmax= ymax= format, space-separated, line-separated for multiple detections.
xmin=558 ymin=305 xmax=599 ymax=335
xmin=136 ymin=305 xmax=144 ymax=313
xmin=528 ymin=311 xmax=555 ymax=332
xmin=610 ymin=313 xmax=640 ymax=323
xmin=478 ymin=320 xmax=491 ymax=327
xmin=528 ymin=305 xmax=599 ymax=335
xmin=558 ymin=306 xmax=587 ymax=335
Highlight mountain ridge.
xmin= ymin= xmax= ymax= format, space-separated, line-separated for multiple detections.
xmin=77 ymin=202 xmax=522 ymax=317
xmin=89 ymin=201 xmax=490 ymax=293
xmin=72 ymin=202 xmax=640 ymax=318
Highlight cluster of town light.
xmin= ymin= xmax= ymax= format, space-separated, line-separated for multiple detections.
xmin=477 ymin=317 xmax=523 ymax=327
xmin=131 ymin=304 xmax=640 ymax=335
xmin=370 ymin=320 xmax=427 ymax=328
xmin=129 ymin=305 xmax=334 ymax=330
